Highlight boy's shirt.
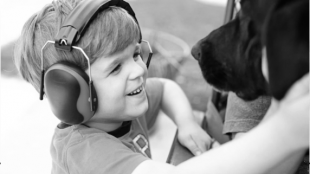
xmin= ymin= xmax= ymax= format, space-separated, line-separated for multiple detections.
xmin=50 ymin=78 xmax=163 ymax=174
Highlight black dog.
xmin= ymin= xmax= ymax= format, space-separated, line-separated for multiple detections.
xmin=191 ymin=0 xmax=308 ymax=101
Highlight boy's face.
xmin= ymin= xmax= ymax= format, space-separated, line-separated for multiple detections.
xmin=87 ymin=42 xmax=148 ymax=123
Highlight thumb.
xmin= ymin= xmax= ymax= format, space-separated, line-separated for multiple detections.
xmin=181 ymin=135 xmax=203 ymax=156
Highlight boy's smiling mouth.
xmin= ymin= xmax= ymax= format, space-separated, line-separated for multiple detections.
xmin=127 ymin=85 xmax=143 ymax=96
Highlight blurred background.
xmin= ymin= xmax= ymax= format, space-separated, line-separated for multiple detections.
xmin=1 ymin=0 xmax=227 ymax=173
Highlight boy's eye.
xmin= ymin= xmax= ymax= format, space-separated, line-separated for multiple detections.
xmin=111 ymin=64 xmax=121 ymax=74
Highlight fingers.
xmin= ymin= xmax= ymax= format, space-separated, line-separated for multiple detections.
xmin=189 ymin=135 xmax=207 ymax=155
xmin=177 ymin=123 xmax=214 ymax=156
xmin=211 ymin=140 xmax=220 ymax=148
xmin=180 ymin=133 xmax=213 ymax=156
xmin=179 ymin=135 xmax=203 ymax=156
xmin=201 ymin=135 xmax=213 ymax=150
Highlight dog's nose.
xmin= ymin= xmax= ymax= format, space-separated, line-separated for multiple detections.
xmin=191 ymin=43 xmax=201 ymax=61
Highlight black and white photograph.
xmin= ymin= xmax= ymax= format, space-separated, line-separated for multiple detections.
xmin=1 ymin=0 xmax=309 ymax=173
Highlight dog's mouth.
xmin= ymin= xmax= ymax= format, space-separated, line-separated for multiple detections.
xmin=192 ymin=15 xmax=270 ymax=100
xmin=194 ymin=41 xmax=267 ymax=101
xmin=193 ymin=41 xmax=232 ymax=92
xmin=198 ymin=60 xmax=231 ymax=92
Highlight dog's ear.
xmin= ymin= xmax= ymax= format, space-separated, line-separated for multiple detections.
xmin=262 ymin=0 xmax=309 ymax=100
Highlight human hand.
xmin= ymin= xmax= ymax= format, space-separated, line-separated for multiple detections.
xmin=177 ymin=121 xmax=213 ymax=156
xmin=275 ymin=73 xmax=309 ymax=148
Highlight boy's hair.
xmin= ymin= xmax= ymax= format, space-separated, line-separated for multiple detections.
xmin=14 ymin=0 xmax=140 ymax=92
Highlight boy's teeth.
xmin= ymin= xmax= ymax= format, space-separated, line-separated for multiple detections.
xmin=129 ymin=86 xmax=142 ymax=95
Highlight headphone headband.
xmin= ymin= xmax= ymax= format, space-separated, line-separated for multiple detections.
xmin=55 ymin=0 xmax=140 ymax=51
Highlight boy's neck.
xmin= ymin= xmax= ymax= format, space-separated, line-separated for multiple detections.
xmin=85 ymin=121 xmax=123 ymax=132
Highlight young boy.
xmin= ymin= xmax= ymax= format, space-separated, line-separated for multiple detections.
xmin=14 ymin=0 xmax=309 ymax=174
xmin=14 ymin=0 xmax=212 ymax=173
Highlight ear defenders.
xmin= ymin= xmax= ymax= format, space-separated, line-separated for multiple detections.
xmin=39 ymin=0 xmax=141 ymax=125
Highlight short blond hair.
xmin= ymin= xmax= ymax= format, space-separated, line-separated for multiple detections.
xmin=14 ymin=0 xmax=140 ymax=92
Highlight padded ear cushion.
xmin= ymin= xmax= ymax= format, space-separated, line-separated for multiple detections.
xmin=44 ymin=63 xmax=97 ymax=125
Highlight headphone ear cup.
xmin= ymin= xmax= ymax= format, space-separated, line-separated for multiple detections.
xmin=44 ymin=63 xmax=97 ymax=125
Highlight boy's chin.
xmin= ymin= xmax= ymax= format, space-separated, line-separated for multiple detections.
xmin=127 ymin=104 xmax=149 ymax=119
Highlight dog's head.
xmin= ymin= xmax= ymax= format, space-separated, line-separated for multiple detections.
xmin=191 ymin=0 xmax=308 ymax=101
xmin=191 ymin=0 xmax=273 ymax=100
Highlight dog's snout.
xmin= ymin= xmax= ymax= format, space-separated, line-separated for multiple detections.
xmin=191 ymin=43 xmax=202 ymax=61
